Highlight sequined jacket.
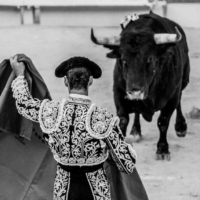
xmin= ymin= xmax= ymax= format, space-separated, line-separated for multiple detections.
xmin=11 ymin=76 xmax=137 ymax=174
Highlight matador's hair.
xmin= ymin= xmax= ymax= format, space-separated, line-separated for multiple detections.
xmin=66 ymin=67 xmax=91 ymax=91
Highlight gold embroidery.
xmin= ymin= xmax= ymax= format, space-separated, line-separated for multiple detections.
xmin=45 ymin=103 xmax=109 ymax=167
xmin=11 ymin=76 xmax=41 ymax=122
xmin=105 ymin=117 xmax=137 ymax=174
xmin=39 ymin=99 xmax=67 ymax=133
xmin=54 ymin=165 xmax=70 ymax=200
xmin=86 ymin=168 xmax=111 ymax=200
xmin=86 ymin=104 xmax=114 ymax=139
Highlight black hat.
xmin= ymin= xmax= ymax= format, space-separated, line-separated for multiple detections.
xmin=55 ymin=56 xmax=102 ymax=79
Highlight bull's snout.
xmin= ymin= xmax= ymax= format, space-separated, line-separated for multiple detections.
xmin=126 ymin=89 xmax=145 ymax=100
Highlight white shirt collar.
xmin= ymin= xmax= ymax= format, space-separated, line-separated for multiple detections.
xmin=69 ymin=93 xmax=90 ymax=100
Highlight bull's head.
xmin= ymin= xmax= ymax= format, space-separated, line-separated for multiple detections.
xmin=91 ymin=27 xmax=182 ymax=100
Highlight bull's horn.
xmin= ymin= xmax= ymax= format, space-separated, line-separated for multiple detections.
xmin=154 ymin=27 xmax=182 ymax=44
xmin=91 ymin=28 xmax=120 ymax=46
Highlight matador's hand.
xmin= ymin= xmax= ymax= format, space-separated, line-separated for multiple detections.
xmin=10 ymin=55 xmax=25 ymax=76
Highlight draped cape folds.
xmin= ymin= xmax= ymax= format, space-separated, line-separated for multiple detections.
xmin=0 ymin=54 xmax=148 ymax=200
xmin=0 ymin=54 xmax=51 ymax=139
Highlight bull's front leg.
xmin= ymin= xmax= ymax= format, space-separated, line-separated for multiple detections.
xmin=119 ymin=112 xmax=129 ymax=137
xmin=157 ymin=113 xmax=170 ymax=160
xmin=113 ymin=91 xmax=130 ymax=136
xmin=156 ymin=97 xmax=179 ymax=161
xmin=130 ymin=113 xmax=142 ymax=142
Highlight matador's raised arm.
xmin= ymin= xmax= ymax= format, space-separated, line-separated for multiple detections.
xmin=11 ymin=76 xmax=60 ymax=134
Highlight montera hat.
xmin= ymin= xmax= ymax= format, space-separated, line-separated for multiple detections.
xmin=55 ymin=56 xmax=102 ymax=79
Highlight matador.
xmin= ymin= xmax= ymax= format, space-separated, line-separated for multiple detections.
xmin=10 ymin=55 xmax=137 ymax=200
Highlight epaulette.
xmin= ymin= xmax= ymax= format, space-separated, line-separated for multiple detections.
xmin=39 ymin=99 xmax=67 ymax=134
xmin=86 ymin=104 xmax=114 ymax=139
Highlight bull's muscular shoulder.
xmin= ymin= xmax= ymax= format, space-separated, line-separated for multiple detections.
xmin=86 ymin=103 xmax=114 ymax=139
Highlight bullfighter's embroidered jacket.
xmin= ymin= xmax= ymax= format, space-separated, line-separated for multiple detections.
xmin=11 ymin=75 xmax=137 ymax=200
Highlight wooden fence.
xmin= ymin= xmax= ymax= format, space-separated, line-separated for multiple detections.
xmin=0 ymin=0 xmax=156 ymax=24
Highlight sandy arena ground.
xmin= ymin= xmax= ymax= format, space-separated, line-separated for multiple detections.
xmin=0 ymin=25 xmax=200 ymax=200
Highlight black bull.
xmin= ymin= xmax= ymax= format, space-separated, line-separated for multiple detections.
xmin=91 ymin=12 xmax=190 ymax=160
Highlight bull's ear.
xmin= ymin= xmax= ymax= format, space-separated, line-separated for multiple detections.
xmin=106 ymin=49 xmax=120 ymax=59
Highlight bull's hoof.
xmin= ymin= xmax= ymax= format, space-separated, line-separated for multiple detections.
xmin=156 ymin=142 xmax=170 ymax=160
xmin=130 ymin=127 xmax=142 ymax=142
xmin=133 ymin=134 xmax=142 ymax=142
xmin=175 ymin=122 xmax=187 ymax=137
xmin=125 ymin=134 xmax=142 ymax=144
xmin=176 ymin=130 xmax=187 ymax=137
xmin=128 ymin=134 xmax=142 ymax=143
xmin=155 ymin=152 xmax=171 ymax=161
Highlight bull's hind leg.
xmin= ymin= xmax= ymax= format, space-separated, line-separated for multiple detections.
xmin=156 ymin=98 xmax=178 ymax=161
xmin=130 ymin=113 xmax=142 ymax=142
xmin=175 ymin=99 xmax=187 ymax=137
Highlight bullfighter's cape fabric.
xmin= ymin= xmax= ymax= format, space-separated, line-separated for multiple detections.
xmin=0 ymin=54 xmax=148 ymax=200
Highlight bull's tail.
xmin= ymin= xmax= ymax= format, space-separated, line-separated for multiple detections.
xmin=181 ymin=58 xmax=190 ymax=91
